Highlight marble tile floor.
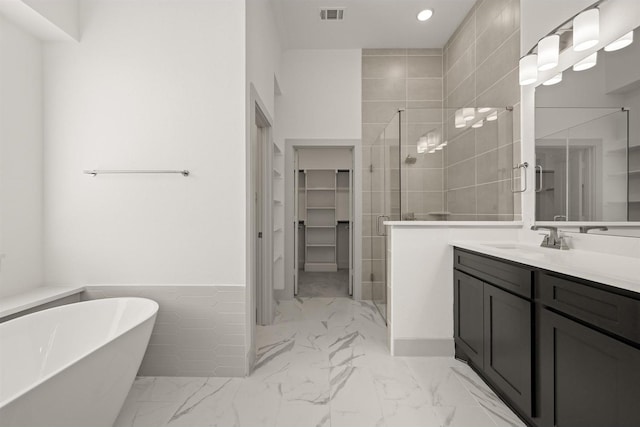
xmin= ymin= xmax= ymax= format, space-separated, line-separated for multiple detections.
xmin=115 ymin=297 xmax=525 ymax=427
xmin=297 ymin=270 xmax=350 ymax=297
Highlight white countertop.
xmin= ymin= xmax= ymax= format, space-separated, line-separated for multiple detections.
xmin=451 ymin=241 xmax=640 ymax=295
xmin=0 ymin=286 xmax=85 ymax=318
xmin=386 ymin=221 xmax=523 ymax=227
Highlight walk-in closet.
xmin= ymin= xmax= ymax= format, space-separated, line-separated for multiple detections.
xmin=294 ymin=148 xmax=353 ymax=297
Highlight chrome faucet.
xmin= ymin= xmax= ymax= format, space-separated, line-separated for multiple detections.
xmin=531 ymin=225 xmax=569 ymax=250
xmin=579 ymin=226 xmax=608 ymax=234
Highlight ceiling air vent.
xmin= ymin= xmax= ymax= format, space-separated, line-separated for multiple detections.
xmin=320 ymin=8 xmax=345 ymax=21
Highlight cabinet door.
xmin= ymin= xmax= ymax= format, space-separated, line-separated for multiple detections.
xmin=540 ymin=308 xmax=640 ymax=427
xmin=484 ymin=284 xmax=533 ymax=417
xmin=454 ymin=270 xmax=484 ymax=368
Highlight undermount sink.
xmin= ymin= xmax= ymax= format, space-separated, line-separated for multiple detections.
xmin=478 ymin=242 xmax=553 ymax=258
xmin=480 ymin=243 xmax=521 ymax=249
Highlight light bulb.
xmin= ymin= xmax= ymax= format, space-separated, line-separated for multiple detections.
xmin=478 ymin=107 xmax=492 ymax=113
xmin=519 ymin=54 xmax=538 ymax=85
xmin=543 ymin=73 xmax=563 ymax=86
xmin=417 ymin=136 xmax=428 ymax=153
xmin=604 ymin=31 xmax=633 ymax=52
xmin=463 ymin=108 xmax=475 ymax=121
xmin=472 ymin=120 xmax=484 ymax=129
xmin=455 ymin=110 xmax=466 ymax=128
xmin=573 ymin=9 xmax=599 ymax=52
xmin=573 ymin=52 xmax=597 ymax=71
xmin=417 ymin=9 xmax=433 ymax=22
xmin=538 ymin=34 xmax=560 ymax=71
xmin=486 ymin=111 xmax=498 ymax=121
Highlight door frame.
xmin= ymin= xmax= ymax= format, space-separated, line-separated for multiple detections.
xmin=247 ymin=85 xmax=274 ymax=374
xmin=280 ymin=139 xmax=362 ymax=301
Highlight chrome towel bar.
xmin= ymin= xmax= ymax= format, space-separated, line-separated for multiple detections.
xmin=83 ymin=170 xmax=190 ymax=177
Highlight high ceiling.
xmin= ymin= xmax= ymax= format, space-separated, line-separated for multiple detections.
xmin=272 ymin=0 xmax=476 ymax=49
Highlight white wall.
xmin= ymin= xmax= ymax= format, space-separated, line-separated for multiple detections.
xmin=277 ymin=49 xmax=362 ymax=140
xmin=0 ymin=15 xmax=44 ymax=297
xmin=246 ymin=0 xmax=281 ymax=121
xmin=42 ymin=0 xmax=246 ymax=286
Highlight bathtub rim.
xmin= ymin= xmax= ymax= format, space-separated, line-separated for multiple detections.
xmin=0 ymin=297 xmax=158 ymax=408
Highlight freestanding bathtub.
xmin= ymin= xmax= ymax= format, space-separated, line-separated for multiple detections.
xmin=0 ymin=297 xmax=158 ymax=427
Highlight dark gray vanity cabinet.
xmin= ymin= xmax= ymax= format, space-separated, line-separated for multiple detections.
xmin=453 ymin=249 xmax=534 ymax=419
xmin=454 ymin=248 xmax=640 ymax=427
xmin=483 ymin=283 xmax=532 ymax=415
xmin=453 ymin=270 xmax=484 ymax=367
xmin=538 ymin=273 xmax=640 ymax=427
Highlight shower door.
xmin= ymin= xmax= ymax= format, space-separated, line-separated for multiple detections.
xmin=369 ymin=112 xmax=401 ymax=322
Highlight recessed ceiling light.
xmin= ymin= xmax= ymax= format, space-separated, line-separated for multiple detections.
xmin=417 ymin=9 xmax=434 ymax=22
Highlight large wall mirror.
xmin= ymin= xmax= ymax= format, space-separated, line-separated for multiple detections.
xmin=535 ymin=26 xmax=640 ymax=236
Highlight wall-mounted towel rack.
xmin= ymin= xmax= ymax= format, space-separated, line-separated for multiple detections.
xmin=83 ymin=170 xmax=190 ymax=177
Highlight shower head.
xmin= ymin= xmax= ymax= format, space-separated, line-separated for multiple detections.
xmin=405 ymin=154 xmax=417 ymax=164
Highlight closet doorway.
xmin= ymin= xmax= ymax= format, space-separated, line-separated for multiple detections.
xmin=294 ymin=148 xmax=354 ymax=297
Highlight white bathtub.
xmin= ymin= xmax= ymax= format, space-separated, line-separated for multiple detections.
xmin=0 ymin=297 xmax=158 ymax=427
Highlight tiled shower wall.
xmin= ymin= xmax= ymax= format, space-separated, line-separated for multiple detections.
xmin=443 ymin=0 xmax=522 ymax=220
xmin=82 ymin=285 xmax=246 ymax=377
xmin=361 ymin=48 xmax=444 ymax=299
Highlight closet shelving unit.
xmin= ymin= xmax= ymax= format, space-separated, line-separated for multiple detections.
xmin=630 ymin=144 xmax=640 ymax=220
xmin=604 ymin=141 xmax=640 ymax=220
xmin=272 ymin=141 xmax=285 ymax=289
xmin=304 ymin=170 xmax=338 ymax=272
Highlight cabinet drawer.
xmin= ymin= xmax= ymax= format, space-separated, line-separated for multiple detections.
xmin=538 ymin=272 xmax=640 ymax=345
xmin=454 ymin=249 xmax=533 ymax=299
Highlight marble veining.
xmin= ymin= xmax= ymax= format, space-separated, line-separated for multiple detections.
xmin=115 ymin=297 xmax=525 ymax=427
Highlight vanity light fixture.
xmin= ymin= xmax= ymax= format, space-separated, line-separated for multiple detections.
xmin=519 ymin=54 xmax=538 ymax=85
xmin=537 ymin=35 xmax=560 ymax=70
xmin=573 ymin=52 xmax=597 ymax=71
xmin=454 ymin=109 xmax=466 ymax=128
xmin=486 ymin=111 xmax=498 ymax=121
xmin=573 ymin=8 xmax=600 ymax=51
xmin=417 ymin=9 xmax=433 ymax=22
xmin=604 ymin=31 xmax=634 ymax=51
xmin=519 ymin=1 xmax=609 ymax=87
xmin=471 ymin=120 xmax=484 ymax=129
xmin=543 ymin=72 xmax=563 ymax=86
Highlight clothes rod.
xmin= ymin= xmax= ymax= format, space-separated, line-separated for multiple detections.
xmin=83 ymin=170 xmax=190 ymax=177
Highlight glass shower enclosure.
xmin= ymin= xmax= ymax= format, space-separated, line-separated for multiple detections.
xmin=367 ymin=107 xmax=517 ymax=322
